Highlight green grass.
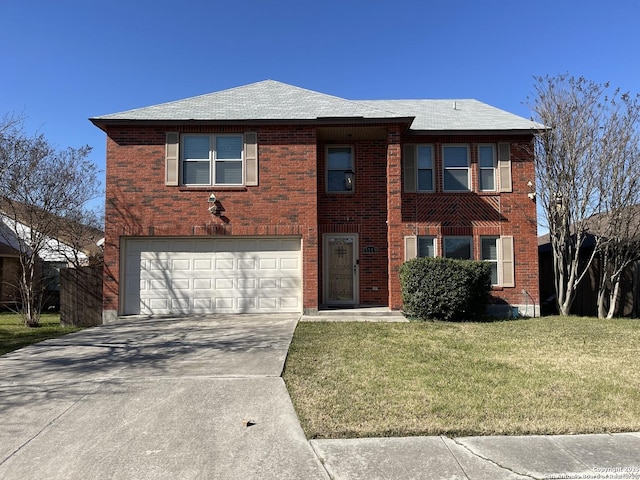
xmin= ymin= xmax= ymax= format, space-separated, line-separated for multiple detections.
xmin=283 ymin=316 xmax=640 ymax=439
xmin=0 ymin=313 xmax=83 ymax=356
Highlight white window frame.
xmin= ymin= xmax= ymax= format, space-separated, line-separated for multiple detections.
xmin=417 ymin=145 xmax=434 ymax=192
xmin=480 ymin=236 xmax=500 ymax=285
xmin=181 ymin=134 xmax=245 ymax=186
xmin=326 ymin=145 xmax=354 ymax=193
xmin=417 ymin=236 xmax=437 ymax=257
xmin=443 ymin=236 xmax=473 ymax=260
xmin=478 ymin=144 xmax=497 ymax=192
xmin=443 ymin=145 xmax=470 ymax=192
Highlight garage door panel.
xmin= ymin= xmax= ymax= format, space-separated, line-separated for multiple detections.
xmin=193 ymin=278 xmax=212 ymax=290
xmin=238 ymin=258 xmax=257 ymax=270
xmin=215 ymin=278 xmax=234 ymax=290
xmin=124 ymin=236 xmax=302 ymax=315
xmin=215 ymin=258 xmax=234 ymax=270
xmin=281 ymin=258 xmax=300 ymax=270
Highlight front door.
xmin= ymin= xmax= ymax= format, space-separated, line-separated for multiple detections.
xmin=324 ymin=234 xmax=358 ymax=305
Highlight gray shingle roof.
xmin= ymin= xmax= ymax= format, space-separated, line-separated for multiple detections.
xmin=92 ymin=80 xmax=405 ymax=122
xmin=91 ymin=80 xmax=542 ymax=132
xmin=358 ymin=99 xmax=543 ymax=131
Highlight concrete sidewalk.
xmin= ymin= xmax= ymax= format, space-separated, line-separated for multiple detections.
xmin=312 ymin=433 xmax=640 ymax=479
xmin=1 ymin=314 xmax=639 ymax=479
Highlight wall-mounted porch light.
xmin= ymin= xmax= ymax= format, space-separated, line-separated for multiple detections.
xmin=207 ymin=193 xmax=224 ymax=216
xmin=344 ymin=169 xmax=355 ymax=191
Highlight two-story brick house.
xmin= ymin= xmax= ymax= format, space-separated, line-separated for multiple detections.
xmin=91 ymin=80 xmax=540 ymax=322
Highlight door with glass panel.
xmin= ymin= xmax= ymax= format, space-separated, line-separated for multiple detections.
xmin=324 ymin=234 xmax=358 ymax=305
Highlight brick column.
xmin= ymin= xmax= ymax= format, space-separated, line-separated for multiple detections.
xmin=386 ymin=127 xmax=404 ymax=310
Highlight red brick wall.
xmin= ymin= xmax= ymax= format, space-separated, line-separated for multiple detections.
xmin=317 ymin=139 xmax=390 ymax=306
xmin=103 ymin=123 xmax=538 ymax=315
xmin=392 ymin=134 xmax=539 ymax=309
xmin=103 ymin=125 xmax=319 ymax=313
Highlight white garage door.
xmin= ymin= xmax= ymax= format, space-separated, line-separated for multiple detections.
xmin=122 ymin=237 xmax=302 ymax=315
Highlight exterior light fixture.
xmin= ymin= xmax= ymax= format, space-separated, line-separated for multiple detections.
xmin=344 ymin=169 xmax=354 ymax=191
xmin=207 ymin=193 xmax=223 ymax=216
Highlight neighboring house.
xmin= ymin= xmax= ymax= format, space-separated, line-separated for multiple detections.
xmin=91 ymin=80 xmax=541 ymax=322
xmin=0 ymin=202 xmax=103 ymax=309
xmin=538 ymin=207 xmax=640 ymax=317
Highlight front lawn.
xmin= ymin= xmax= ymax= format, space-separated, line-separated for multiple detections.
xmin=0 ymin=313 xmax=83 ymax=356
xmin=283 ymin=316 xmax=640 ymax=438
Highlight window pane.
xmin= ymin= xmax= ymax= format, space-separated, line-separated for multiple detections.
xmin=444 ymin=169 xmax=469 ymax=190
xmin=216 ymin=161 xmax=242 ymax=184
xmin=443 ymin=146 xmax=468 ymax=167
xmin=479 ymin=146 xmax=495 ymax=168
xmin=444 ymin=237 xmax=471 ymax=260
xmin=328 ymin=170 xmax=347 ymax=191
xmin=481 ymin=238 xmax=498 ymax=260
xmin=488 ymin=262 xmax=498 ymax=285
xmin=184 ymin=161 xmax=210 ymax=184
xmin=480 ymin=169 xmax=495 ymax=190
xmin=418 ymin=237 xmax=435 ymax=257
xmin=482 ymin=237 xmax=499 ymax=284
xmin=216 ymin=136 xmax=243 ymax=160
xmin=183 ymin=136 xmax=210 ymax=160
xmin=417 ymin=169 xmax=433 ymax=191
xmin=417 ymin=146 xmax=432 ymax=168
xmin=328 ymin=147 xmax=352 ymax=170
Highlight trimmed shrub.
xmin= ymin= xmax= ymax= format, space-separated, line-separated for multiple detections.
xmin=399 ymin=257 xmax=492 ymax=321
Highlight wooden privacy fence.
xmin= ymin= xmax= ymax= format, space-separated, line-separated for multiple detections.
xmin=60 ymin=265 xmax=103 ymax=327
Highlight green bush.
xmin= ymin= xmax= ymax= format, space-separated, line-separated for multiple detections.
xmin=399 ymin=257 xmax=492 ymax=321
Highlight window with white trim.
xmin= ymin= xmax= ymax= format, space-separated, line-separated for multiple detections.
xmin=443 ymin=145 xmax=470 ymax=191
xmin=478 ymin=145 xmax=497 ymax=191
xmin=443 ymin=236 xmax=472 ymax=260
xmin=417 ymin=145 xmax=434 ymax=191
xmin=417 ymin=236 xmax=436 ymax=257
xmin=327 ymin=146 xmax=354 ymax=192
xmin=481 ymin=236 xmax=499 ymax=285
xmin=182 ymin=134 xmax=244 ymax=186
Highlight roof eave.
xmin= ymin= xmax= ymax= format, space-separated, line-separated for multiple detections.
xmin=406 ymin=128 xmax=542 ymax=136
xmin=89 ymin=116 xmax=415 ymax=131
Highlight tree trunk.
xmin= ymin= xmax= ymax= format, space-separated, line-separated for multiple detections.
xmin=606 ymin=278 xmax=622 ymax=319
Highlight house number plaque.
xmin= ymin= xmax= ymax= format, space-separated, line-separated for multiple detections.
xmin=363 ymin=245 xmax=377 ymax=254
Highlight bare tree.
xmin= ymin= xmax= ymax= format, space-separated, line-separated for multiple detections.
xmin=593 ymin=93 xmax=640 ymax=317
xmin=0 ymin=115 xmax=99 ymax=326
xmin=531 ymin=75 xmax=640 ymax=317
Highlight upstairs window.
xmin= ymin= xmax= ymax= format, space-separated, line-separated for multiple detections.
xmin=181 ymin=134 xmax=244 ymax=186
xmin=443 ymin=145 xmax=470 ymax=191
xmin=327 ymin=146 xmax=354 ymax=192
xmin=478 ymin=145 xmax=497 ymax=191
xmin=417 ymin=145 xmax=434 ymax=191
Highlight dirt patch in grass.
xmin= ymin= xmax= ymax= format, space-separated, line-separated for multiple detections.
xmin=283 ymin=317 xmax=640 ymax=438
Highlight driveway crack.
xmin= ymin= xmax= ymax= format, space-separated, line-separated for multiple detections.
xmin=450 ymin=437 xmax=539 ymax=479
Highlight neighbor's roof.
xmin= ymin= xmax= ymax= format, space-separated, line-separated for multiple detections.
xmin=0 ymin=200 xmax=104 ymax=257
xmin=91 ymin=80 xmax=543 ymax=132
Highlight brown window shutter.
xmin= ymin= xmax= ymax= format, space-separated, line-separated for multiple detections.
xmin=501 ymin=236 xmax=515 ymax=287
xmin=404 ymin=236 xmax=417 ymax=261
xmin=498 ymin=143 xmax=512 ymax=192
xmin=244 ymin=132 xmax=258 ymax=186
xmin=165 ymin=132 xmax=179 ymax=186
xmin=403 ymin=145 xmax=416 ymax=193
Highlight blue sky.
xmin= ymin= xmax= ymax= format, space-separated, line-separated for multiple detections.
xmin=2 ymin=0 xmax=639 ymax=215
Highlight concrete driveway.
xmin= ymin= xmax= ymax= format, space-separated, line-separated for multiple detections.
xmin=0 ymin=315 xmax=328 ymax=480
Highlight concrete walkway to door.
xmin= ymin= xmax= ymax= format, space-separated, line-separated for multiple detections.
xmin=0 ymin=315 xmax=328 ymax=480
